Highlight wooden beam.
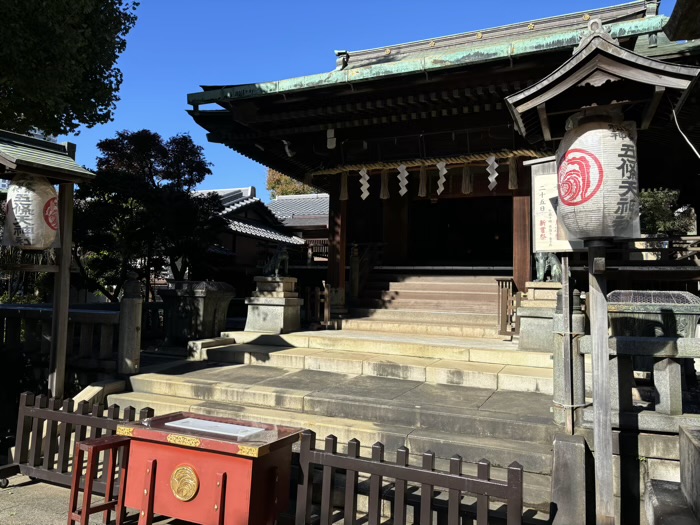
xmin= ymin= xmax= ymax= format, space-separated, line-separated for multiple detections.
xmin=48 ymin=182 xmax=74 ymax=399
xmin=537 ymin=103 xmax=552 ymax=141
xmin=512 ymin=196 xmax=532 ymax=292
xmin=641 ymin=86 xmax=665 ymax=130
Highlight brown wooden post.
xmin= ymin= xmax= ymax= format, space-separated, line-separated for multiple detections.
xmin=512 ymin=195 xmax=531 ymax=292
xmin=48 ymin=182 xmax=74 ymax=399
xmin=587 ymin=241 xmax=615 ymax=525
xmin=327 ymin=178 xmax=347 ymax=310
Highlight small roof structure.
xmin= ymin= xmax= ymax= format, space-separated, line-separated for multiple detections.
xmin=0 ymin=130 xmax=93 ymax=183
xmin=267 ymin=193 xmax=329 ymax=229
xmin=505 ymin=19 xmax=700 ymax=142
xmin=198 ymin=186 xmax=304 ymax=246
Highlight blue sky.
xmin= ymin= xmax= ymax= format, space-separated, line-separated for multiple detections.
xmin=60 ymin=0 xmax=677 ymax=202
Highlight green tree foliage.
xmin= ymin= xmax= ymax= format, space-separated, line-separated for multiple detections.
xmin=267 ymin=169 xmax=317 ymax=198
xmin=73 ymin=130 xmax=227 ymax=301
xmin=0 ymin=0 xmax=139 ymax=135
xmin=639 ymin=188 xmax=695 ymax=236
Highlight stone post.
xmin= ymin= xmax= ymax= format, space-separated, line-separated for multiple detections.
xmin=118 ymin=272 xmax=143 ymax=375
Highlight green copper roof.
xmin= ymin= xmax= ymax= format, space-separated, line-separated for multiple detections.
xmin=0 ymin=130 xmax=94 ymax=182
xmin=188 ymin=13 xmax=671 ymax=107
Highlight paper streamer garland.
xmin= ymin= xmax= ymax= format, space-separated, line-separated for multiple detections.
xmin=436 ymin=161 xmax=447 ymax=195
xmin=359 ymin=169 xmax=370 ymax=200
xmin=418 ymin=165 xmax=427 ymax=197
xmin=397 ymin=165 xmax=409 ymax=196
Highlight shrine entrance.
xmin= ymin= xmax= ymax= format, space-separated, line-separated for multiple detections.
xmin=407 ymin=197 xmax=513 ymax=267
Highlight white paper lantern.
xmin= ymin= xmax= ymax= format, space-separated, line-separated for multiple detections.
xmin=556 ymin=118 xmax=639 ymax=240
xmin=3 ymin=174 xmax=59 ymax=250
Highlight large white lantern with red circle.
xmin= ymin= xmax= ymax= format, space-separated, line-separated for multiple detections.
xmin=3 ymin=174 xmax=59 ymax=250
xmin=556 ymin=116 xmax=640 ymax=240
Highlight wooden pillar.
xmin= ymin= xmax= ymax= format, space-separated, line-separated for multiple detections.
xmin=587 ymin=241 xmax=615 ymax=525
xmin=327 ymin=179 xmax=347 ymax=308
xmin=512 ymin=195 xmax=531 ymax=291
xmin=48 ymin=182 xmax=74 ymax=399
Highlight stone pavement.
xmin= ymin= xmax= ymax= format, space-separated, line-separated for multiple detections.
xmin=0 ymin=475 xmax=185 ymax=525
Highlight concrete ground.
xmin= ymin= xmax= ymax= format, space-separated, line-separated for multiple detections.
xmin=0 ymin=474 xmax=188 ymax=524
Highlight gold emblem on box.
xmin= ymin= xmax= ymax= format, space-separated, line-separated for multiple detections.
xmin=115 ymin=426 xmax=134 ymax=437
xmin=170 ymin=466 xmax=199 ymax=502
xmin=167 ymin=434 xmax=201 ymax=448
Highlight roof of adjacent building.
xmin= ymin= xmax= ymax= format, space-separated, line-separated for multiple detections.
xmin=0 ymin=130 xmax=94 ymax=183
xmin=267 ymin=193 xmax=329 ymax=228
xmin=228 ymin=219 xmax=304 ymax=245
xmin=197 ymin=186 xmax=304 ymax=245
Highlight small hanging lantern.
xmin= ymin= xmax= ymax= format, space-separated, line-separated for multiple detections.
xmin=556 ymin=114 xmax=639 ymax=240
xmin=3 ymin=174 xmax=59 ymax=250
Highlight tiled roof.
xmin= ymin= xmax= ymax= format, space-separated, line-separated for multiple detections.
xmin=267 ymin=193 xmax=329 ymax=219
xmin=0 ymin=130 xmax=94 ymax=182
xmin=228 ymin=219 xmax=304 ymax=245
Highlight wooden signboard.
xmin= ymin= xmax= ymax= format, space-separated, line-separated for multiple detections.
xmin=526 ymin=156 xmax=584 ymax=253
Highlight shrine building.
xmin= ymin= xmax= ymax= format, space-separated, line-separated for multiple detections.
xmin=188 ymin=1 xmax=700 ymax=309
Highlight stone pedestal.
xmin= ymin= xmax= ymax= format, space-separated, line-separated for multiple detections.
xmin=158 ymin=281 xmax=236 ymax=347
xmin=517 ymin=281 xmax=561 ymax=352
xmin=244 ymin=277 xmax=303 ymax=334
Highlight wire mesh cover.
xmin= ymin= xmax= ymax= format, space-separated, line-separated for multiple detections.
xmin=607 ymin=290 xmax=700 ymax=305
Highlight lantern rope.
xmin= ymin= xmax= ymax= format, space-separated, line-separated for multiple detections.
xmin=672 ymin=107 xmax=700 ymax=161
xmin=306 ymin=148 xmax=550 ymax=177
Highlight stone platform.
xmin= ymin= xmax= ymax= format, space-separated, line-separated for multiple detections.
xmin=244 ymin=276 xmax=303 ymax=334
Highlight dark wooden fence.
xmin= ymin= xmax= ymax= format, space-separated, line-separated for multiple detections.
xmin=296 ymin=430 xmax=523 ymax=525
xmin=0 ymin=392 xmax=153 ymax=492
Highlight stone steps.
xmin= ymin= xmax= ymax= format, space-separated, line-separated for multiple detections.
xmin=108 ymin=387 xmax=554 ymax=511
xmin=341 ymin=318 xmax=501 ymax=338
xmin=363 ymin=290 xmax=498 ymax=303
xmin=366 ymin=274 xmax=508 ymax=283
xmin=354 ymin=299 xmax=496 ymax=313
xmin=218 ymin=330 xmax=553 ymax=365
xmin=366 ymin=281 xmax=498 ymax=292
xmin=349 ymin=308 xmax=497 ymax=325
xmin=196 ymin=344 xmax=553 ymax=393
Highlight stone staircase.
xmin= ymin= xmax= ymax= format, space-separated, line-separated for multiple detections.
xmin=109 ymin=328 xmax=557 ymax=516
xmin=347 ymin=273 xmax=502 ymax=338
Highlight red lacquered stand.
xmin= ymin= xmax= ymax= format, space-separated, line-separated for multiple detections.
xmin=115 ymin=412 xmax=302 ymax=525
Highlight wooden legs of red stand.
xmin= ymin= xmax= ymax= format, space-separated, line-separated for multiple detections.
xmin=138 ymin=459 xmax=157 ymax=525
xmin=67 ymin=435 xmax=131 ymax=525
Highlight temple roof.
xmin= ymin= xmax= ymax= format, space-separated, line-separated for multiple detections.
xmin=188 ymin=2 xmax=668 ymax=107
xmin=187 ymin=2 xmax=700 ymax=187
xmin=267 ymin=193 xmax=329 ymax=229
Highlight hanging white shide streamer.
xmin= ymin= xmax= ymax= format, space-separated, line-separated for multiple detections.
xmin=461 ymin=165 xmax=473 ymax=195
xmin=359 ymin=169 xmax=370 ymax=200
xmin=380 ymin=170 xmax=390 ymax=199
xmin=418 ymin=165 xmax=427 ymax=197
xmin=486 ymin=155 xmax=498 ymax=191
xmin=436 ymin=161 xmax=447 ymax=195
xmin=508 ymin=157 xmax=518 ymax=190
xmin=397 ymin=165 xmax=409 ymax=196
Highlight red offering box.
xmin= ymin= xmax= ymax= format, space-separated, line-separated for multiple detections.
xmin=116 ymin=413 xmax=303 ymax=525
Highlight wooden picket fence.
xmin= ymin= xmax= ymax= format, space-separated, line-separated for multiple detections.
xmin=296 ymin=430 xmax=524 ymax=525
xmin=0 ymin=392 xmax=153 ymax=492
